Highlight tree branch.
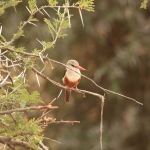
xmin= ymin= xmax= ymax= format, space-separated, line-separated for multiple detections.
xmin=0 ymin=136 xmax=34 ymax=150
xmin=31 ymin=66 xmax=104 ymax=99
xmin=1 ymin=3 xmax=93 ymax=49
xmin=2 ymin=46 xmax=143 ymax=105
xmin=0 ymin=105 xmax=58 ymax=115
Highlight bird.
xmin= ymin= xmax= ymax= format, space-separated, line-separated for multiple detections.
xmin=62 ymin=60 xmax=86 ymax=102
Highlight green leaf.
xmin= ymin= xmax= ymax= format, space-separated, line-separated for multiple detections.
xmin=32 ymin=48 xmax=41 ymax=54
xmin=75 ymin=0 xmax=94 ymax=12
xmin=28 ymin=0 xmax=36 ymax=13
xmin=30 ymin=17 xmax=38 ymax=22
xmin=140 ymin=0 xmax=148 ymax=9
xmin=0 ymin=9 xmax=4 ymax=16
xmin=44 ymin=18 xmax=56 ymax=32
xmin=41 ymin=41 xmax=54 ymax=49
xmin=0 ymin=34 xmax=6 ymax=42
xmin=0 ymin=0 xmax=20 ymax=16
xmin=58 ymin=33 xmax=67 ymax=38
xmin=12 ymin=29 xmax=24 ymax=40
xmin=60 ymin=19 xmax=69 ymax=29
xmin=30 ymin=91 xmax=43 ymax=104
xmin=47 ymin=0 xmax=58 ymax=6
xmin=16 ymin=47 xmax=26 ymax=52
xmin=23 ymin=57 xmax=32 ymax=69
xmin=44 ymin=18 xmax=56 ymax=39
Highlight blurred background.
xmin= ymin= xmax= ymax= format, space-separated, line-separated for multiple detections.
xmin=1 ymin=0 xmax=150 ymax=150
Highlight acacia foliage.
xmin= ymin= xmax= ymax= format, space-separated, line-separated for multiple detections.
xmin=0 ymin=0 xmax=94 ymax=149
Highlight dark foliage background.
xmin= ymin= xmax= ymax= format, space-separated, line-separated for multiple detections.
xmin=1 ymin=0 xmax=150 ymax=150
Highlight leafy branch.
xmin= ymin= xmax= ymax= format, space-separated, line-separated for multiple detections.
xmin=0 ymin=0 xmax=95 ymax=149
xmin=0 ymin=0 xmax=21 ymax=16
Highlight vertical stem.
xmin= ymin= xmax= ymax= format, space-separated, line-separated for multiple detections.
xmin=100 ymin=96 xmax=104 ymax=150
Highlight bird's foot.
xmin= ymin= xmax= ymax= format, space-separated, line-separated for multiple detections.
xmin=75 ymin=86 xmax=80 ymax=93
xmin=75 ymin=86 xmax=85 ymax=98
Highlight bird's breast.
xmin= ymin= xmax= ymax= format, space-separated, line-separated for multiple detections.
xmin=63 ymin=76 xmax=80 ymax=88
xmin=66 ymin=70 xmax=81 ymax=82
xmin=63 ymin=70 xmax=81 ymax=88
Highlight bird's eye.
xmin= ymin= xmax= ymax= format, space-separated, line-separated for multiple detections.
xmin=71 ymin=64 xmax=75 ymax=67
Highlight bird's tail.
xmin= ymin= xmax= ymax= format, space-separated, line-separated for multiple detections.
xmin=65 ymin=90 xmax=71 ymax=102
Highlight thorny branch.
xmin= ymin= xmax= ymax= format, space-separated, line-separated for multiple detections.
xmin=1 ymin=47 xmax=143 ymax=105
xmin=1 ymin=41 xmax=144 ymax=104
xmin=1 ymin=3 xmax=93 ymax=49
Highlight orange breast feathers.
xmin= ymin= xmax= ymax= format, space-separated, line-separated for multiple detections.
xmin=63 ymin=75 xmax=81 ymax=88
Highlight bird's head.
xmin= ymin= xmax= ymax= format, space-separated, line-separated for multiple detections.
xmin=67 ymin=60 xmax=86 ymax=71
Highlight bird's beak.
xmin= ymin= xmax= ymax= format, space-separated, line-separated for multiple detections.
xmin=76 ymin=66 xmax=86 ymax=70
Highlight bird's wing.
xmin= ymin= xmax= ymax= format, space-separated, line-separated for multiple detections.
xmin=63 ymin=69 xmax=67 ymax=78
xmin=62 ymin=69 xmax=67 ymax=82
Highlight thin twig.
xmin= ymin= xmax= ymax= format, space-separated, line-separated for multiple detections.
xmin=47 ymin=120 xmax=80 ymax=124
xmin=44 ymin=137 xmax=62 ymax=144
xmin=105 ymin=89 xmax=143 ymax=105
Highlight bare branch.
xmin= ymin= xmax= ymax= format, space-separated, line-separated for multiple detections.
xmin=43 ymin=137 xmax=62 ymax=144
xmin=100 ymin=95 xmax=105 ymax=150
xmin=31 ymin=65 xmax=143 ymax=105
xmin=32 ymin=66 xmax=104 ymax=99
xmin=47 ymin=120 xmax=80 ymax=125
xmin=105 ymin=89 xmax=143 ymax=105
